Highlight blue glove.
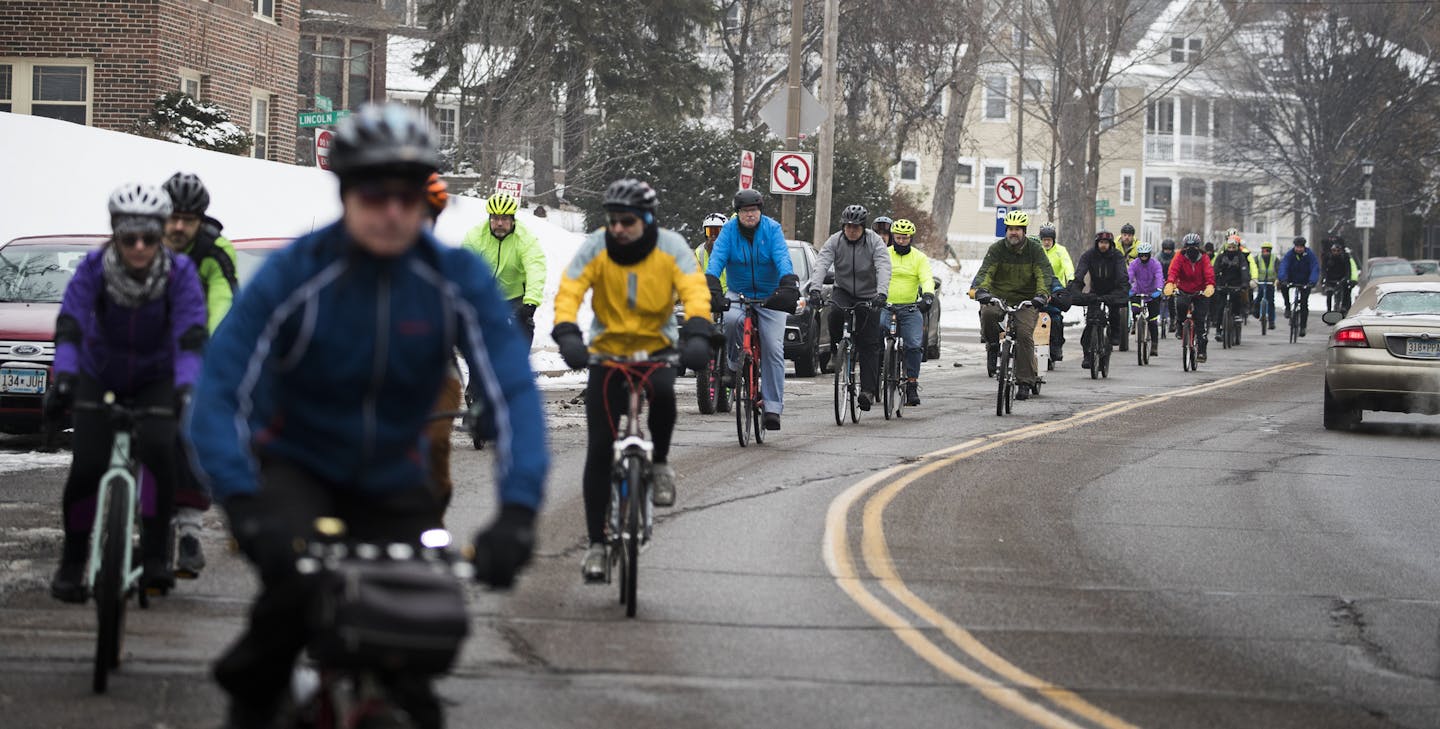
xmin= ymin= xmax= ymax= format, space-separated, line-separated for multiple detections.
xmin=1151 ymin=290 xmax=1162 ymax=299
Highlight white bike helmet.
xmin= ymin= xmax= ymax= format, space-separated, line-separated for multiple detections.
xmin=1136 ymin=241 xmax=1154 ymax=255
xmin=703 ymin=212 xmax=727 ymax=229
xmin=108 ymin=182 xmax=172 ymax=234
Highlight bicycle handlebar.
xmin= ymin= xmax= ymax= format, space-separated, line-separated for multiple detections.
xmin=587 ymin=352 xmax=681 ymax=366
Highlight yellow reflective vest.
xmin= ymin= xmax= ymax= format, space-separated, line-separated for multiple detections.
xmin=886 ymin=246 xmax=935 ymax=304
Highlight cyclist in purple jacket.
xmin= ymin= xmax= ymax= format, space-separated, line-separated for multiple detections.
xmin=1127 ymin=241 xmax=1165 ymax=357
xmin=45 ymin=183 xmax=208 ymax=602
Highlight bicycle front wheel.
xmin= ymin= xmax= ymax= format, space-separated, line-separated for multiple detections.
xmin=833 ymin=340 xmax=848 ymax=426
xmin=750 ymin=357 xmax=765 ymax=444
xmin=696 ymin=361 xmax=715 ymax=415
xmin=881 ymin=344 xmax=894 ymax=420
xmin=1136 ymin=315 xmax=1147 ymax=366
xmin=1181 ymin=320 xmax=1194 ymax=372
xmin=995 ymin=341 xmax=1011 ymax=416
xmin=621 ymin=457 xmax=642 ymax=617
xmin=848 ymin=352 xmax=861 ymax=424
xmin=735 ymin=355 xmax=752 ymax=447
xmin=93 ymin=478 xmax=129 ymax=693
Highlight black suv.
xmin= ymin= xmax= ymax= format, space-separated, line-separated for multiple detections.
xmin=784 ymin=241 xmax=831 ymax=376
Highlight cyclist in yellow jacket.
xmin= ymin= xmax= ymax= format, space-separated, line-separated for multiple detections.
xmin=551 ymin=179 xmax=712 ymax=582
xmin=695 ymin=212 xmax=727 ymax=291
xmin=1039 ymin=222 xmax=1072 ymax=362
xmin=882 ymin=219 xmax=935 ymax=406
xmin=462 ymin=192 xmax=547 ymax=347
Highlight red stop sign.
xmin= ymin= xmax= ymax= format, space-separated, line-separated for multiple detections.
xmin=315 ymin=129 xmax=334 ymax=170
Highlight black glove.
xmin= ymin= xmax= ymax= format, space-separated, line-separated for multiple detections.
xmin=1049 ymin=288 xmax=1074 ymax=311
xmin=471 ymin=504 xmax=536 ymax=589
xmin=514 ymin=302 xmax=537 ymax=330
xmin=223 ymin=493 xmax=295 ymax=583
xmin=763 ymin=274 xmax=801 ymax=314
xmin=974 ymin=288 xmax=992 ymax=304
xmin=678 ymin=317 xmax=714 ymax=372
xmin=1032 ymin=295 xmax=1050 ymax=308
xmin=551 ymin=322 xmax=589 ymax=370
xmin=872 ymin=293 xmax=888 ymax=308
xmin=43 ymin=372 xmax=75 ymax=422
xmin=807 ymin=287 xmax=823 ymax=304
xmin=918 ymin=293 xmax=935 ymax=313
xmin=706 ymin=274 xmax=726 ymax=314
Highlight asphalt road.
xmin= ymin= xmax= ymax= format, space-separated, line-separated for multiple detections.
xmin=2 ymin=318 xmax=1439 ymax=729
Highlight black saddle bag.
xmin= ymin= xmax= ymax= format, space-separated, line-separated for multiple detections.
xmin=308 ymin=558 xmax=470 ymax=675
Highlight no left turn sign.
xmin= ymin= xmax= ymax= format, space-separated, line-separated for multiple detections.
xmin=770 ymin=151 xmax=814 ymax=196
xmin=995 ymin=175 xmax=1024 ymax=206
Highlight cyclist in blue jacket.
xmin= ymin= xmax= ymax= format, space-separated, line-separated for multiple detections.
xmin=705 ymin=188 xmax=800 ymax=430
xmin=1278 ymin=235 xmax=1321 ymax=336
xmin=186 ymin=104 xmax=547 ymax=729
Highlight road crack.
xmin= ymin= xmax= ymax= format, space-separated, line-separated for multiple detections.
xmin=1328 ymin=597 xmax=1440 ymax=683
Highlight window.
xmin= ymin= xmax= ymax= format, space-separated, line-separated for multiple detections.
xmin=253 ymin=0 xmax=275 ymax=22
xmin=305 ymin=36 xmax=376 ymax=110
xmin=1021 ymin=167 xmax=1039 ymax=209
xmin=1146 ymin=99 xmax=1174 ymax=133
xmin=899 ymin=158 xmax=919 ymax=183
xmin=251 ymin=93 xmax=271 ymax=160
xmin=348 ymin=40 xmax=372 ymax=106
xmin=179 ymin=69 xmax=202 ymax=100
xmin=433 ymin=106 xmax=457 ymax=148
xmin=0 ymin=60 xmax=91 ymax=124
xmin=1171 ymin=36 xmax=1202 ymax=63
xmin=984 ymin=76 xmax=1008 ymax=120
xmin=1120 ymin=169 xmax=1135 ymax=205
xmin=1100 ymin=86 xmax=1117 ymax=130
xmin=955 ymin=160 xmax=973 ymax=186
xmin=982 ymin=164 xmax=1006 ymax=207
xmin=385 ymin=0 xmax=427 ymax=26
xmin=318 ymin=37 xmax=344 ymax=108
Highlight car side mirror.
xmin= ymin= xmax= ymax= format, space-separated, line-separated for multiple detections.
xmin=823 ymin=272 xmax=834 ymax=285
xmin=1321 ymin=310 xmax=1344 ymax=325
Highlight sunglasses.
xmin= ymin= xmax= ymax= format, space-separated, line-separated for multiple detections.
xmin=606 ymin=213 xmax=641 ymax=228
xmin=354 ymin=184 xmax=426 ymax=209
xmin=117 ymin=232 xmax=161 ymax=249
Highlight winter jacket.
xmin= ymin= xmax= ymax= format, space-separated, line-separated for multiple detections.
xmin=886 ymin=246 xmax=935 ymax=305
xmin=1072 ymin=244 xmax=1130 ymax=297
xmin=555 ymin=228 xmax=710 ymax=357
xmin=186 ymin=222 xmax=547 ymax=510
xmin=1043 ymin=243 xmax=1075 ymax=287
xmin=1278 ymin=248 xmax=1321 ymax=287
xmin=1158 ymin=250 xmax=1176 ymax=277
xmin=1254 ymin=253 xmax=1280 ymax=283
xmin=707 ymin=215 xmax=792 ymax=298
xmin=53 ymin=247 xmax=207 ymax=395
xmin=1322 ymin=251 xmax=1360 ymax=283
xmin=1167 ymin=250 xmax=1216 ymax=294
xmin=1212 ymin=250 xmax=1253 ymax=289
xmin=811 ymin=229 xmax=891 ymax=300
xmin=694 ymin=242 xmax=725 ymax=291
xmin=461 ymin=218 xmax=548 ymax=306
xmin=1127 ymin=256 xmax=1165 ymax=294
xmin=973 ymin=237 xmax=1052 ymax=303
xmin=182 ymin=218 xmax=239 ymax=332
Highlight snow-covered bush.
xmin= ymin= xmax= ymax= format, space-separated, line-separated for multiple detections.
xmin=135 ymin=92 xmax=252 ymax=156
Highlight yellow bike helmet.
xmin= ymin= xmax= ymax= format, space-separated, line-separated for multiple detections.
xmin=890 ymin=219 xmax=916 ymax=236
xmin=487 ymin=192 xmax=519 ymax=216
xmin=1002 ymin=210 xmax=1029 ymax=228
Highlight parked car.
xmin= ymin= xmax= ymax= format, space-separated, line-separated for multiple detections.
xmin=232 ymin=237 xmax=291 ymax=285
xmin=1413 ymin=259 xmax=1439 ymax=276
xmin=1321 ymin=280 xmax=1440 ymax=430
xmin=785 ymin=241 xmax=831 ymax=377
xmin=1357 ymin=256 xmax=1414 ymax=291
xmin=0 ymin=234 xmax=106 ymax=434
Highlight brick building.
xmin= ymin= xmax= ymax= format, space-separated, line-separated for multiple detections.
xmin=294 ymin=0 xmax=399 ymax=165
xmin=0 ymin=0 xmax=300 ymax=162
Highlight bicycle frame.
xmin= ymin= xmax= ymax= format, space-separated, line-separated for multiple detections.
xmin=833 ymin=302 xmax=868 ymax=426
xmin=729 ymin=296 xmax=765 ymax=445
xmin=86 ymin=431 xmax=141 ymax=597
xmin=881 ymin=304 xmax=913 ymax=420
xmin=1084 ymin=297 xmax=1113 ymax=379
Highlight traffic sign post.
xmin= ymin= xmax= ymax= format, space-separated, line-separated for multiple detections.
xmin=1355 ymin=199 xmax=1376 ymax=229
xmin=298 ymin=109 xmax=350 ymax=128
xmin=739 ymin=150 xmax=755 ymax=190
xmin=995 ymin=206 xmax=1008 ymax=238
xmin=995 ymin=175 xmax=1024 ymax=207
xmin=314 ymin=128 xmax=334 ymax=170
xmin=769 ymin=151 xmax=814 ymax=196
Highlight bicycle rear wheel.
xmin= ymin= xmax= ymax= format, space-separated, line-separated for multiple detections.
xmin=93 ymin=479 xmax=128 ymax=693
xmin=832 ymin=340 xmax=847 ymax=426
xmin=995 ymin=341 xmax=1010 ymax=416
xmin=623 ymin=457 xmax=642 ymax=618
xmin=735 ymin=354 xmax=752 ymax=446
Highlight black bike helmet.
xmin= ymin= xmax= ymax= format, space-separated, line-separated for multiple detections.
xmin=1120 ymin=223 xmax=1135 ymax=234
xmin=1161 ymin=238 xmax=1176 ymax=250
xmin=1293 ymin=236 xmax=1307 ymax=247
xmin=840 ymin=204 xmax=868 ymax=226
xmin=163 ymin=172 xmax=209 ymax=215
xmin=602 ymin=178 xmax=658 ymax=212
xmin=1095 ymin=230 xmax=1115 ymax=243
xmin=329 ymin=103 xmax=440 ymax=179
xmin=1181 ymin=233 xmax=1202 ymax=248
xmin=733 ymin=188 xmax=763 ymax=211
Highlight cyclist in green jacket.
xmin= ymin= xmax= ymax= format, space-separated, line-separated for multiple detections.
xmin=461 ymin=192 xmax=548 ymax=348
xmin=971 ymin=210 xmax=1053 ymax=400
xmin=161 ymin=171 xmax=240 ymax=579
xmin=696 ymin=212 xmax=727 ymax=291
xmin=1039 ymin=222 xmax=1072 ymax=362
xmin=883 ymin=219 xmax=934 ymax=406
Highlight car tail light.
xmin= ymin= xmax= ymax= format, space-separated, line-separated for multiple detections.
xmin=1331 ymin=326 xmax=1368 ymax=347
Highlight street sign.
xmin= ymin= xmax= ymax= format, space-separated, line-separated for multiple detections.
xmin=314 ymin=128 xmax=334 ymax=170
xmin=995 ymin=175 xmax=1024 ymax=206
xmin=297 ymin=109 xmax=350 ymax=128
xmin=1096 ymin=206 xmax=1116 ymax=218
xmin=495 ymin=178 xmax=524 ymax=198
xmin=770 ymin=151 xmax=814 ymax=196
xmin=995 ymin=206 xmax=1008 ymax=238
xmin=758 ymin=89 xmax=828 ymax=138
xmin=1095 ymin=198 xmax=1110 ymax=209
xmin=315 ymin=95 xmax=333 ymax=112
xmin=1356 ymin=199 xmax=1376 ymax=228
xmin=739 ymin=150 xmax=755 ymax=190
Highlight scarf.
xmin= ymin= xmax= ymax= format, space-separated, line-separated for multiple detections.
xmin=605 ymin=224 xmax=658 ymax=266
xmin=893 ymin=243 xmax=911 ymax=255
xmin=102 ymin=243 xmax=171 ymax=308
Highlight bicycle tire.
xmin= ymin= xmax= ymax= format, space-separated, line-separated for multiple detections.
xmin=696 ymin=362 xmax=715 ymax=415
xmin=1136 ymin=311 xmax=1147 ymax=366
xmin=847 ymin=349 xmax=860 ymax=424
xmin=995 ymin=341 xmax=1010 ymax=416
xmin=750 ymin=357 xmax=764 ymax=445
xmin=93 ymin=477 xmax=128 ymax=693
xmin=1260 ymin=300 xmax=1269 ymax=336
xmin=1101 ymin=352 xmax=1110 ymax=379
xmin=623 ymin=457 xmax=642 ymax=618
xmin=833 ymin=340 xmax=847 ymax=426
xmin=1181 ymin=320 xmax=1193 ymax=372
xmin=1003 ymin=343 xmax=1014 ymax=414
xmin=1087 ymin=327 xmax=1099 ymax=380
xmin=735 ymin=354 xmax=752 ymax=447
xmin=881 ymin=344 xmax=894 ymax=421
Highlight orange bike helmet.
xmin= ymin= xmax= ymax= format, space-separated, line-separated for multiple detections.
xmin=426 ymin=172 xmax=449 ymax=217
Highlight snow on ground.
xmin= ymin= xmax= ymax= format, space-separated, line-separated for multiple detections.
xmin=0 ymin=451 xmax=70 ymax=474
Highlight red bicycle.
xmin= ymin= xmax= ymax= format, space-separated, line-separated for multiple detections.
xmin=727 ymin=296 xmax=766 ymax=447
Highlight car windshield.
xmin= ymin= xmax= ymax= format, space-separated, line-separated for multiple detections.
xmin=234 ymin=248 xmax=273 ymax=286
xmin=1370 ymin=262 xmax=1414 ymax=279
xmin=788 ymin=247 xmax=811 ymax=281
xmin=1414 ymin=261 xmax=1439 ymax=275
xmin=1375 ymin=291 xmax=1440 ymax=315
xmin=0 ymin=245 xmax=90 ymax=303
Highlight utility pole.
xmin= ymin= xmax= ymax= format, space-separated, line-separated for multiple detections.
xmin=811 ymin=0 xmax=839 ymax=247
xmin=782 ymin=0 xmax=804 ymax=239
xmin=1360 ymin=160 xmax=1375 ymax=264
xmin=1015 ymin=30 xmax=1025 ymax=186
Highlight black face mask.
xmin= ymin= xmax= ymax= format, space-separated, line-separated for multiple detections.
xmin=604 ymin=223 xmax=658 ymax=265
xmin=894 ymin=243 xmax=911 ymax=255
xmin=1184 ymin=248 xmax=1202 ymax=262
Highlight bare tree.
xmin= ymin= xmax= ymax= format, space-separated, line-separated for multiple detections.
xmin=928 ymin=0 xmax=993 ymax=237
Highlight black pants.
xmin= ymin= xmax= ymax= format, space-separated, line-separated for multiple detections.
xmin=60 ymin=375 xmax=177 ymax=565
xmin=827 ymin=290 xmax=882 ymax=395
xmin=583 ymin=363 xmax=676 ymax=544
xmin=1175 ymin=295 xmax=1211 ymax=354
xmin=1047 ymin=309 xmax=1065 ymax=359
xmin=1081 ymin=300 xmax=1126 ymax=357
xmin=214 ymin=457 xmax=444 ymax=728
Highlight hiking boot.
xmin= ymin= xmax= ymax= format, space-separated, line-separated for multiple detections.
xmin=857 ymin=391 xmax=874 ymax=411
xmin=1080 ymin=355 xmax=1093 ymax=370
xmin=1197 ymin=352 xmax=1208 ymax=363
xmin=1149 ymin=340 xmax=1158 ymax=357
xmin=142 ymin=557 xmax=175 ymax=594
xmin=651 ymin=463 xmax=676 ymax=507
xmin=175 ymin=533 xmax=205 ymax=579
xmin=581 ymin=543 xmax=607 ymax=583
xmin=763 ymin=412 xmax=781 ymax=430
xmin=1015 ymin=383 xmax=1031 ymax=401
xmin=50 ymin=561 xmax=86 ymax=604
xmin=905 ymin=381 xmax=920 ymax=406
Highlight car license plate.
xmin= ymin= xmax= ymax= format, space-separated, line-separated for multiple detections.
xmin=0 ymin=367 xmax=47 ymax=395
xmin=1404 ymin=338 xmax=1440 ymax=358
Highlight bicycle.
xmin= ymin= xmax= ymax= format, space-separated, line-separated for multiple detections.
xmin=1255 ymin=281 xmax=1274 ymax=336
xmin=1175 ymin=293 xmax=1201 ymax=372
xmin=589 ymin=352 xmax=674 ymax=617
xmin=726 ymin=296 xmax=766 ymax=446
xmin=1325 ymin=279 xmax=1354 ymax=315
xmin=982 ymin=296 xmax=1035 ymax=416
xmin=1082 ymin=295 xmax=1115 ymax=380
xmin=832 ymin=301 xmax=870 ymax=426
xmin=63 ymin=394 xmax=175 ymax=693
xmin=1130 ymin=293 xmax=1152 ymax=366
xmin=1216 ymin=285 xmax=1243 ymax=349
xmin=695 ymin=310 xmax=730 ymax=415
xmin=1159 ymin=293 xmax=1172 ymax=339
xmin=879 ymin=304 xmax=914 ymax=420
xmin=1287 ymin=284 xmax=1311 ymax=343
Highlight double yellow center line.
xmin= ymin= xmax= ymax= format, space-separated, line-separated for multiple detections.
xmin=822 ymin=362 xmax=1310 ymax=728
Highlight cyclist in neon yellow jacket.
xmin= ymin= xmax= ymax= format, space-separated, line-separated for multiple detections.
xmin=1039 ymin=222 xmax=1072 ymax=362
xmin=882 ymin=219 xmax=934 ymax=406
xmin=695 ymin=212 xmax=727 ymax=291
xmin=461 ymin=192 xmax=547 ymax=347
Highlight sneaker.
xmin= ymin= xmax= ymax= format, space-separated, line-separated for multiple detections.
xmin=50 ymin=561 xmax=86 ymax=604
xmin=1197 ymin=352 xmax=1208 ymax=363
xmin=763 ymin=412 xmax=781 ymax=430
xmin=905 ymin=382 xmax=920 ymax=406
xmin=141 ymin=557 xmax=175 ymax=594
xmin=1149 ymin=340 xmax=1158 ymax=357
xmin=1283 ymin=307 xmax=1291 ymax=319
xmin=1015 ymin=384 xmax=1031 ymax=401
xmin=581 ymin=543 xmax=607 ymax=583
xmin=651 ymin=464 xmax=676 ymax=507
xmin=857 ymin=391 xmax=873 ymax=411
xmin=1299 ymin=327 xmax=1306 ymax=337
xmin=1080 ymin=356 xmax=1093 ymax=370
xmin=175 ymin=534 xmax=205 ymax=579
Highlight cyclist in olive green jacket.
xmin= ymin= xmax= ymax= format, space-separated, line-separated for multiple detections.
xmin=461 ymin=192 xmax=548 ymax=347
xmin=971 ymin=210 xmax=1054 ymax=400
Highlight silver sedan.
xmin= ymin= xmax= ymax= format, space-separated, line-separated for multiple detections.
xmin=1322 ymin=281 xmax=1440 ymax=429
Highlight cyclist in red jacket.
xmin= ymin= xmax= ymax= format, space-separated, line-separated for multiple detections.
xmin=1163 ymin=233 xmax=1216 ymax=362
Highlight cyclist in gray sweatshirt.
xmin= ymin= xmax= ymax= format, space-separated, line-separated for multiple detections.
xmin=806 ymin=204 xmax=891 ymax=411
